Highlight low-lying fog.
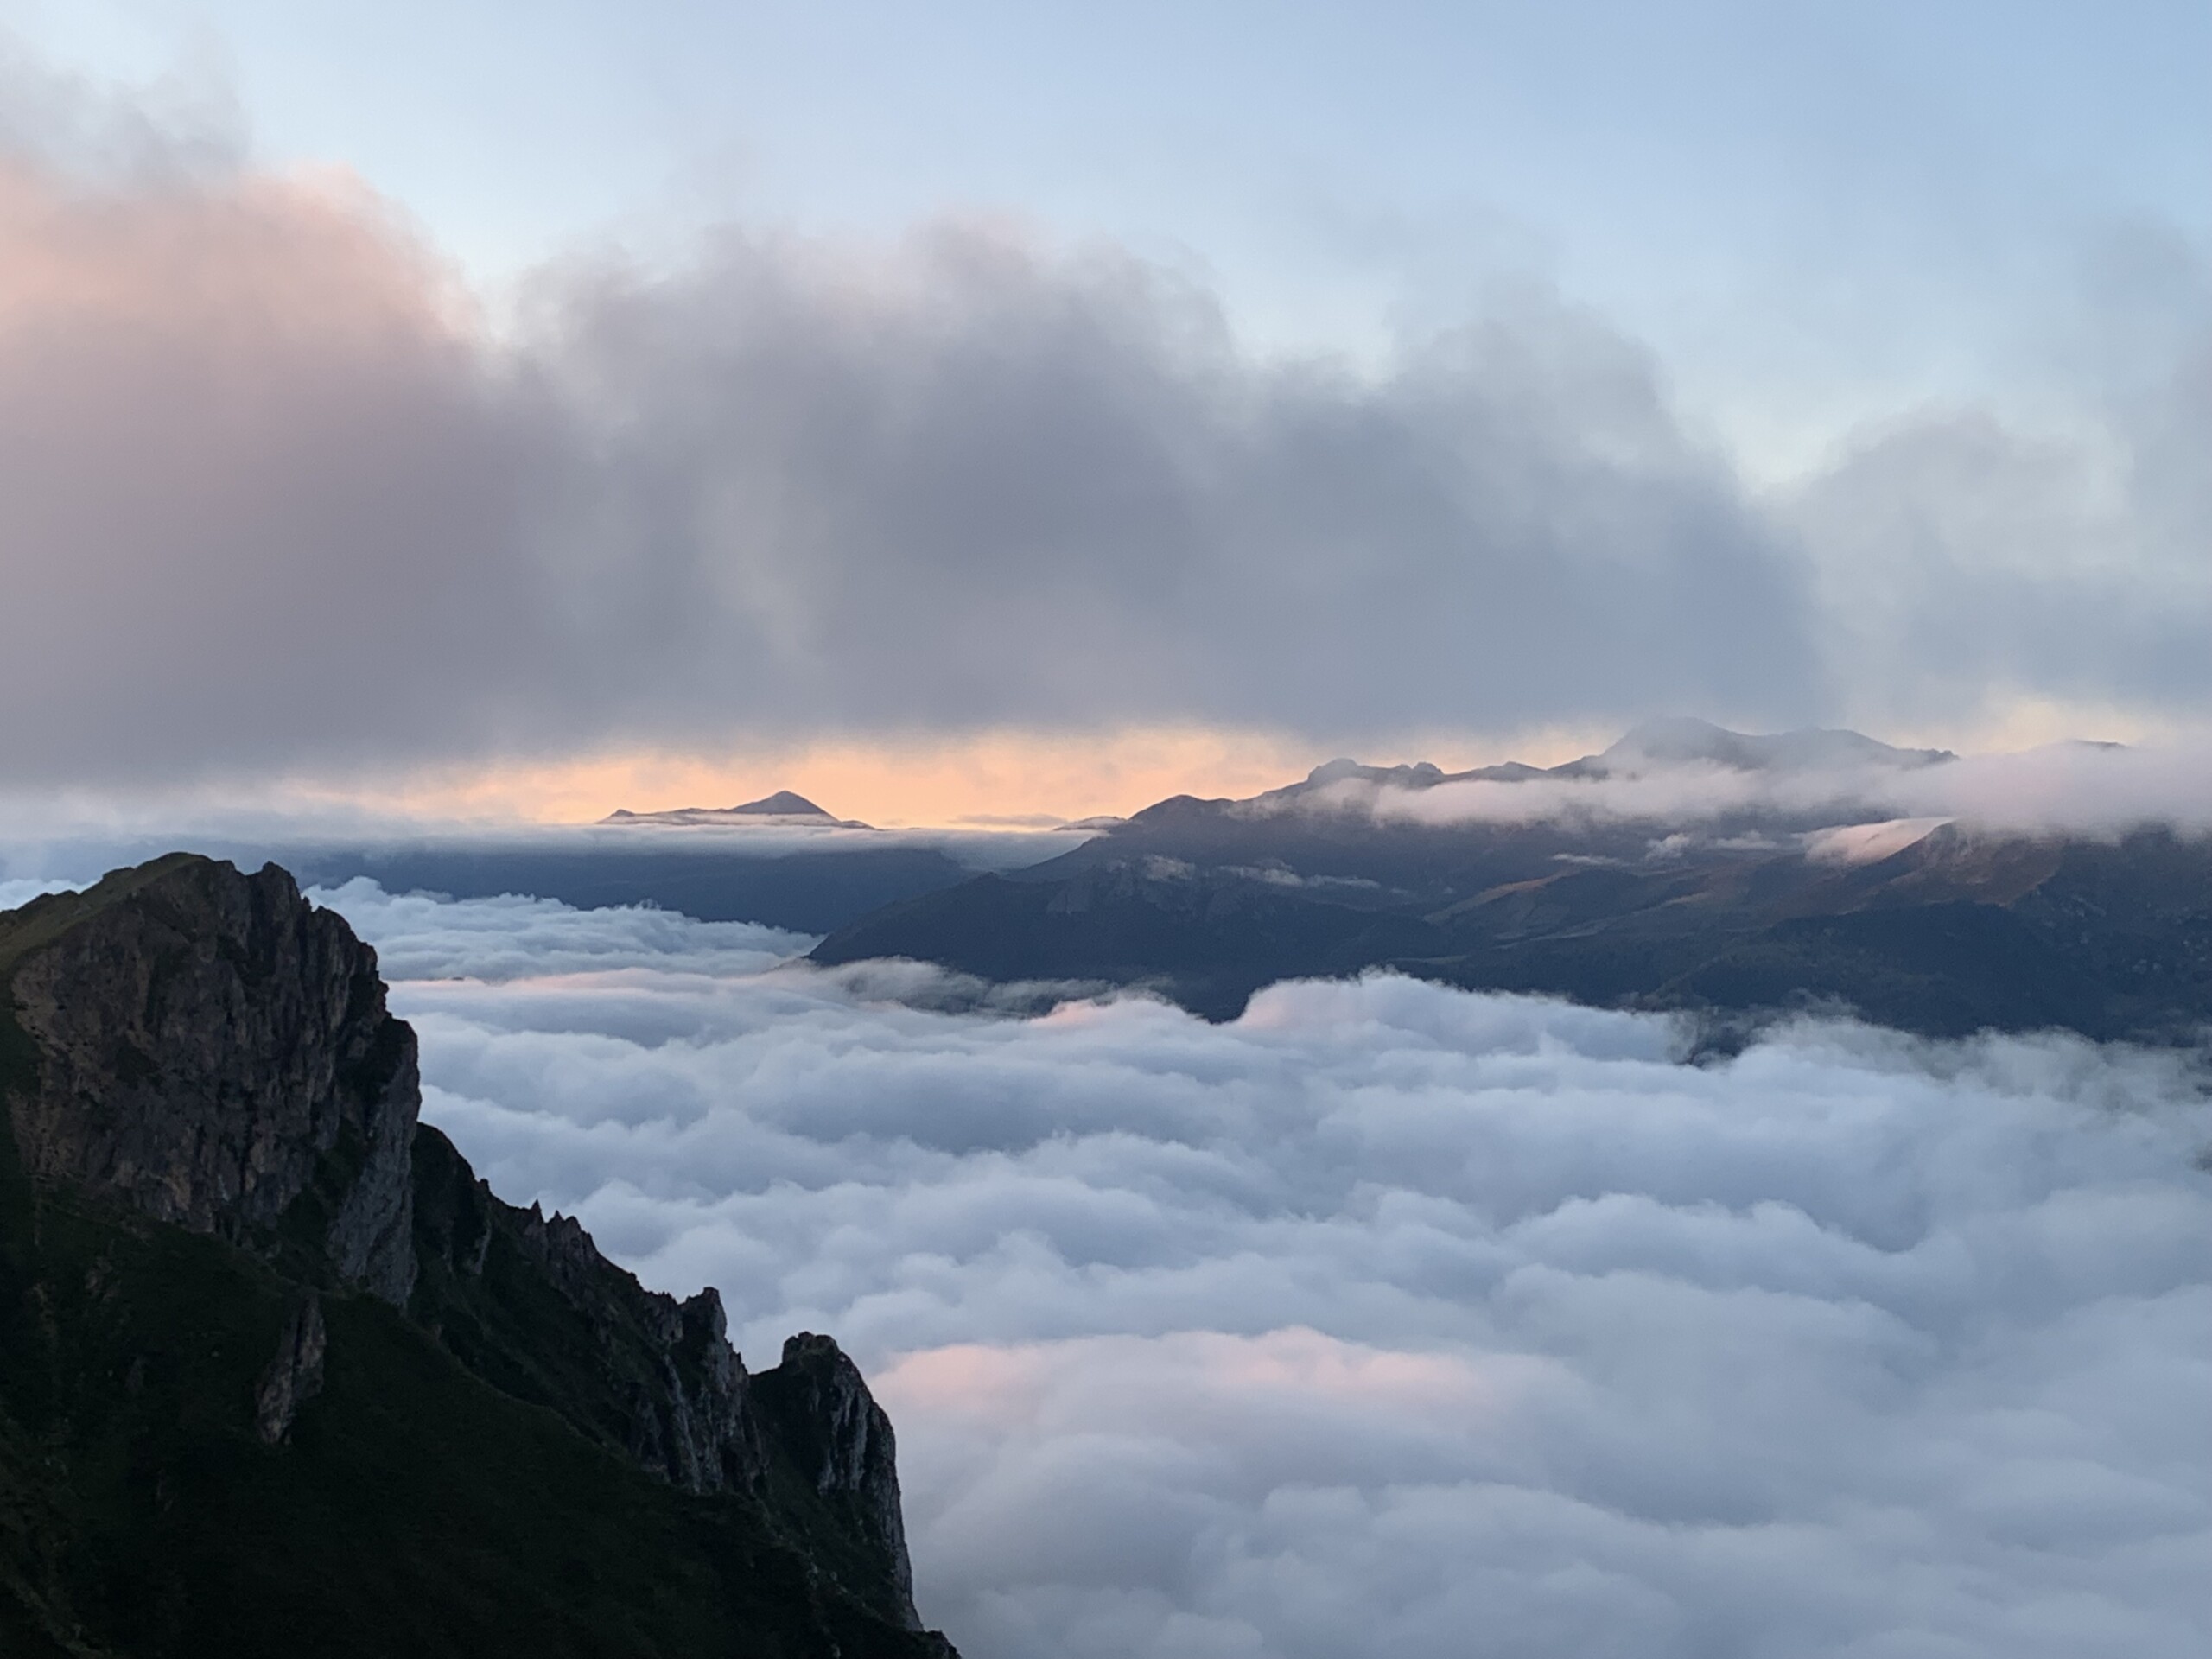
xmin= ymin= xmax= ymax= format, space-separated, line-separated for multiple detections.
xmin=306 ymin=880 xmax=2210 ymax=1659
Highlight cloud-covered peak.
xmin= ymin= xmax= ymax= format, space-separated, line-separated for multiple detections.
xmin=1284 ymin=720 xmax=1957 ymax=806
xmin=1230 ymin=725 xmax=2212 ymax=840
xmin=1301 ymin=758 xmax=1449 ymax=790
xmin=1576 ymin=715 xmax=1955 ymax=776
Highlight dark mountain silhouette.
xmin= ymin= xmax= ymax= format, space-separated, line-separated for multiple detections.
xmin=0 ymin=855 xmax=957 ymax=1657
xmin=1273 ymin=718 xmax=1953 ymax=801
xmin=728 ymin=791 xmax=835 ymax=817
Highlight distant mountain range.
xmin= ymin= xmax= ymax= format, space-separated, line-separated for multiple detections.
xmin=265 ymin=796 xmax=985 ymax=937
xmin=1276 ymin=717 xmax=1955 ymax=796
xmin=119 ymin=721 xmax=2209 ymax=1046
xmin=812 ymin=722 xmax=2212 ymax=1042
xmin=603 ymin=791 xmax=874 ymax=830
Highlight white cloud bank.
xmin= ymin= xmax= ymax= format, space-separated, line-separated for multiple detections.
xmin=309 ymin=882 xmax=2212 ymax=1659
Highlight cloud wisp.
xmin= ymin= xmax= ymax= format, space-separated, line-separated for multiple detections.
xmin=315 ymin=883 xmax=2212 ymax=1659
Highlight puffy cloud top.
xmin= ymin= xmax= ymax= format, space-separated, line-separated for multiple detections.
xmin=317 ymin=882 xmax=2212 ymax=1659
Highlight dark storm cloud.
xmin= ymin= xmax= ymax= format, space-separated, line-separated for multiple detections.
xmin=537 ymin=226 xmax=1823 ymax=736
xmin=3 ymin=101 xmax=2209 ymax=786
xmin=0 ymin=135 xmax=1824 ymax=785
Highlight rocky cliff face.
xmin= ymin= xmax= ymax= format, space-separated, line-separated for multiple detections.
xmin=410 ymin=1124 xmax=924 ymax=1630
xmin=754 ymin=1333 xmax=919 ymax=1627
xmin=0 ymin=854 xmax=943 ymax=1655
xmin=1 ymin=854 xmax=417 ymax=1304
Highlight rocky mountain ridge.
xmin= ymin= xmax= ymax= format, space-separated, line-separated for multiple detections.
xmin=811 ymin=731 xmax=2212 ymax=1039
xmin=0 ymin=854 xmax=950 ymax=1657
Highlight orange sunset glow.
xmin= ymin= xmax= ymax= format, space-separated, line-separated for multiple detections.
xmin=321 ymin=725 xmax=1620 ymax=828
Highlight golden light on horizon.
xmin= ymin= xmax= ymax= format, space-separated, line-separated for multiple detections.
xmin=350 ymin=727 xmax=1330 ymax=829
xmin=316 ymin=721 xmax=1636 ymax=829
xmin=246 ymin=703 xmax=2167 ymax=833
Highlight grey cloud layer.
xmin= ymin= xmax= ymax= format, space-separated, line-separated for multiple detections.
xmin=0 ymin=144 xmax=1818 ymax=782
xmin=317 ymin=882 xmax=2212 ymax=1659
xmin=0 ymin=156 xmax=559 ymax=779
xmin=1793 ymin=232 xmax=2212 ymax=724
xmin=539 ymin=229 xmax=1820 ymax=736
xmin=2 ymin=127 xmax=2207 ymax=784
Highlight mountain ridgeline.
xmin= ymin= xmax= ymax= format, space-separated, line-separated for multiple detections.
xmin=812 ymin=722 xmax=2212 ymax=1040
xmin=0 ymin=855 xmax=956 ymax=1658
xmin=276 ymin=794 xmax=957 ymax=936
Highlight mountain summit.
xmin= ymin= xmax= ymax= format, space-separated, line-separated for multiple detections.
xmin=728 ymin=790 xmax=834 ymax=816
xmin=0 ymin=855 xmax=955 ymax=1657
xmin=602 ymin=791 xmax=869 ymax=828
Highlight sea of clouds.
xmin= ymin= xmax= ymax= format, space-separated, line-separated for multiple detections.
xmin=304 ymin=880 xmax=2212 ymax=1658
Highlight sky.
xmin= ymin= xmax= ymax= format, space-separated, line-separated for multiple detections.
xmin=0 ymin=1 xmax=2208 ymax=821
xmin=281 ymin=880 xmax=2209 ymax=1659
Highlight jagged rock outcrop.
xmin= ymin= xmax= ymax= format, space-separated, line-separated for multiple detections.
xmin=0 ymin=854 xmax=951 ymax=1656
xmin=0 ymin=854 xmax=417 ymax=1303
xmin=410 ymin=1124 xmax=772 ymax=1498
xmin=409 ymin=1124 xmax=925 ymax=1628
xmin=753 ymin=1333 xmax=919 ymax=1629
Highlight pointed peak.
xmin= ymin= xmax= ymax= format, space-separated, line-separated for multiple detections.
xmin=598 ymin=791 xmax=872 ymax=829
xmin=729 ymin=790 xmax=830 ymax=817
